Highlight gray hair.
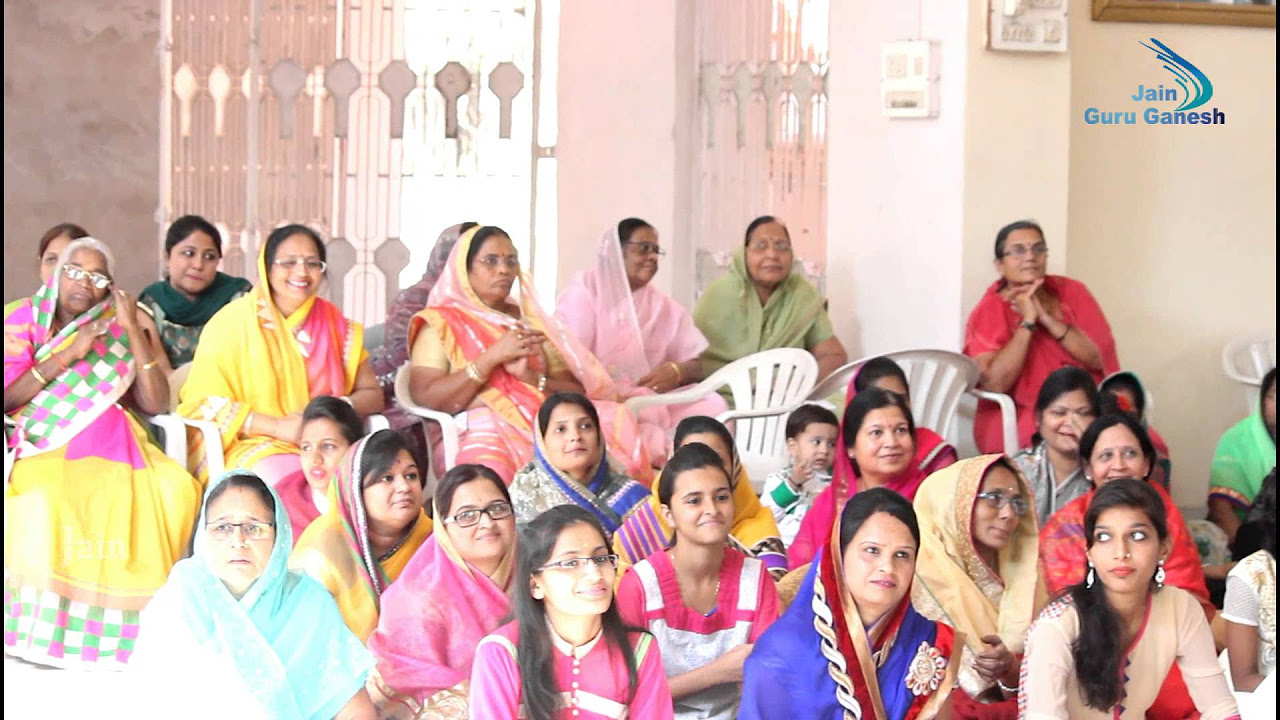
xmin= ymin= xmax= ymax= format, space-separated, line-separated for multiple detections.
xmin=56 ymin=237 xmax=117 ymax=279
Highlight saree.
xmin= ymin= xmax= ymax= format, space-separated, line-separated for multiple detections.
xmin=4 ymin=265 xmax=202 ymax=669
xmin=178 ymin=243 xmax=366 ymax=482
xmin=366 ymin=516 xmax=515 ymax=719
xmin=408 ymin=226 xmax=657 ymax=484
xmin=693 ymin=250 xmax=834 ymax=378
xmin=289 ymin=435 xmax=433 ymax=641
xmin=910 ymin=455 xmax=1047 ymax=712
xmin=1209 ymin=411 xmax=1276 ymax=521
xmin=138 ymin=271 xmax=252 ymax=367
xmin=741 ymin=507 xmax=961 ymax=719
xmin=964 ymin=275 xmax=1119 ymax=454
xmin=130 ymin=471 xmax=374 ymax=718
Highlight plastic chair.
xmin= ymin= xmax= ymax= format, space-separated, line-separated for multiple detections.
xmin=1222 ymin=333 xmax=1276 ymax=411
xmin=394 ymin=364 xmax=461 ymax=470
xmin=150 ymin=413 xmax=226 ymax=478
xmin=625 ymin=348 xmax=820 ymax=491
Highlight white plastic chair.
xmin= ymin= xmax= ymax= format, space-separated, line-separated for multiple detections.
xmin=1222 ymin=333 xmax=1276 ymax=411
xmin=625 ymin=348 xmax=820 ymax=491
xmin=394 ymin=364 xmax=461 ymax=470
xmin=150 ymin=413 xmax=226 ymax=478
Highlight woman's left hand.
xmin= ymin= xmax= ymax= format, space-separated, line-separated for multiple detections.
xmin=636 ymin=363 xmax=680 ymax=394
xmin=112 ymin=287 xmax=140 ymax=330
xmin=975 ymin=635 xmax=1016 ymax=684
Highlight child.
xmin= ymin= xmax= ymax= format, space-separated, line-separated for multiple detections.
xmin=275 ymin=395 xmax=363 ymax=544
xmin=760 ymin=404 xmax=839 ymax=546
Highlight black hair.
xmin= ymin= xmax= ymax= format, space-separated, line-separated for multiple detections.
xmin=617 ymin=217 xmax=653 ymax=245
xmin=301 ymin=396 xmax=364 ymax=444
xmin=853 ymin=357 xmax=910 ymax=400
xmin=459 ymin=221 xmax=480 ymax=234
xmin=513 ymin=505 xmax=641 ymax=720
xmin=204 ymin=472 xmax=276 ymax=525
xmin=672 ymin=415 xmax=737 ymax=474
xmin=838 ymin=486 xmax=921 ymax=554
xmin=465 ymin=225 xmax=511 ymax=271
xmin=785 ymin=403 xmax=840 ymax=440
xmin=537 ymin=392 xmax=602 ymax=439
xmin=1069 ymin=478 xmax=1168 ymax=711
xmin=993 ymin=219 xmax=1044 ymax=260
xmin=263 ymin=223 xmax=326 ymax=269
xmin=1031 ymin=367 xmax=1102 ymax=445
xmin=1259 ymin=470 xmax=1277 ymax=559
xmin=744 ymin=215 xmax=790 ymax=247
xmin=657 ymin=442 xmax=732 ymax=507
xmin=841 ymin=387 xmax=915 ymax=449
xmin=434 ymin=463 xmax=511 ymax=520
xmin=1079 ymin=413 xmax=1155 ymax=482
xmin=357 ymin=429 xmax=426 ymax=490
xmin=1099 ymin=371 xmax=1146 ymax=418
xmin=38 ymin=222 xmax=90 ymax=259
xmin=164 ymin=214 xmax=223 ymax=256
xmin=1262 ymin=368 xmax=1277 ymax=422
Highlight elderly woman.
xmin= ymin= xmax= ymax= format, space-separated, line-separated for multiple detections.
xmin=4 ymin=237 xmax=202 ymax=669
xmin=964 ymin=220 xmax=1119 ymax=453
xmin=178 ymin=223 xmax=383 ymax=482
xmin=694 ymin=215 xmax=847 ymax=380
xmin=4 ymin=222 xmax=90 ymax=317
xmin=407 ymin=225 xmax=659 ymax=483
xmin=1010 ymin=366 xmax=1102 ymax=523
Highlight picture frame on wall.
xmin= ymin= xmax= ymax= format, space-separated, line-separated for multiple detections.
xmin=1092 ymin=0 xmax=1276 ymax=29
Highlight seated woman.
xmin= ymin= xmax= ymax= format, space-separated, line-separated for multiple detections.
xmin=790 ymin=388 xmax=942 ymax=569
xmin=5 ymin=222 xmax=90 ymax=320
xmin=1210 ymin=368 xmax=1276 ymax=543
xmin=276 ymin=395 xmax=364 ymax=543
xmin=178 ymin=223 xmax=382 ymax=482
xmin=1099 ymin=370 xmax=1170 ymax=458
xmin=556 ymin=218 xmax=725 ymax=418
xmin=964 ymin=220 xmax=1119 ymax=453
xmin=131 ymin=471 xmax=376 ymax=718
xmin=4 ymin=237 xmax=202 ymax=669
xmin=468 ymin=505 xmax=675 ymax=719
xmin=912 ymin=455 xmax=1048 ymax=719
xmin=848 ymin=356 xmax=958 ymax=476
xmin=407 ymin=225 xmax=659 ymax=484
xmin=1222 ymin=476 xmax=1275 ymax=711
xmin=741 ymin=487 xmax=961 ymax=719
xmin=1010 ymin=366 xmax=1101 ymax=523
xmin=694 ymin=215 xmax=847 ymax=381
xmin=289 ymin=429 xmax=432 ymax=641
xmin=614 ymin=415 xmax=788 ymax=578
xmin=1039 ymin=412 xmax=1218 ymax=719
xmin=510 ymin=392 xmax=652 ymax=535
xmin=1020 ymin=479 xmax=1238 ymax=719
xmin=368 ymin=464 xmax=516 ymax=719
xmin=616 ymin=443 xmax=780 ymax=720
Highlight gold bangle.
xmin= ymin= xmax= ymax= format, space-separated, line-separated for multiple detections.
xmin=30 ymin=365 xmax=49 ymax=385
xmin=537 ymin=374 xmax=548 ymax=393
xmin=465 ymin=362 xmax=486 ymax=383
xmin=241 ymin=412 xmax=255 ymax=438
xmin=666 ymin=361 xmax=682 ymax=384
xmin=139 ymin=359 xmax=160 ymax=371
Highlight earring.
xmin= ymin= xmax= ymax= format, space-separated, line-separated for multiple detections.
xmin=1086 ymin=563 xmax=1095 ymax=588
xmin=1155 ymin=561 xmax=1166 ymax=588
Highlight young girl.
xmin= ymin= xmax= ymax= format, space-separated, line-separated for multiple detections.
xmin=276 ymin=396 xmax=364 ymax=543
xmin=469 ymin=505 xmax=674 ymax=719
xmin=616 ymin=443 xmax=779 ymax=719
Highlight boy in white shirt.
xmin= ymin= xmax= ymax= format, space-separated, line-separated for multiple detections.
xmin=761 ymin=404 xmax=839 ymax=546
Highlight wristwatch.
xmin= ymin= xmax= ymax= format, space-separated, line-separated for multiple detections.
xmin=1019 ymin=321 xmax=1036 ymax=333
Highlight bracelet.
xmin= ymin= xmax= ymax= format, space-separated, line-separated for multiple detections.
xmin=242 ymin=412 xmax=255 ymax=437
xmin=1019 ymin=320 xmax=1036 ymax=334
xmin=1054 ymin=325 xmax=1071 ymax=342
xmin=666 ymin=361 xmax=682 ymax=384
xmin=52 ymin=352 xmax=70 ymax=372
xmin=537 ymin=374 xmax=548 ymax=393
xmin=997 ymin=679 xmax=1018 ymax=696
xmin=139 ymin=359 xmax=160 ymax=372
xmin=340 ymin=395 xmax=354 ymax=407
xmin=30 ymin=365 xmax=49 ymax=385
xmin=464 ymin=362 xmax=486 ymax=383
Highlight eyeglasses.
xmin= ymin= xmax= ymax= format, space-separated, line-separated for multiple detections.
xmin=443 ymin=501 xmax=514 ymax=528
xmin=1001 ymin=243 xmax=1048 ymax=259
xmin=975 ymin=491 xmax=1029 ymax=516
xmin=623 ymin=241 xmax=666 ymax=257
xmin=537 ymin=553 xmax=619 ymax=574
xmin=63 ymin=264 xmax=111 ymax=290
xmin=746 ymin=240 xmax=793 ymax=254
xmin=206 ymin=521 xmax=275 ymax=542
xmin=475 ymin=254 xmax=520 ymax=270
xmin=272 ymin=257 xmax=327 ymax=272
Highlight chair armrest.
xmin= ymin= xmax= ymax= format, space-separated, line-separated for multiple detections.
xmin=149 ymin=413 xmax=190 ymax=466
xmin=365 ymin=414 xmax=391 ymax=433
xmin=715 ymin=403 xmax=803 ymax=424
xmin=623 ymin=383 xmax=718 ymax=414
xmin=393 ymin=364 xmax=461 ymax=467
xmin=967 ymin=389 xmax=1019 ymax=456
xmin=151 ymin=414 xmax=225 ymax=478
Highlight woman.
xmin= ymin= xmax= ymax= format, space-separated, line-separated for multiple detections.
xmin=613 ymin=415 xmax=788 ymax=578
xmin=556 ymin=219 xmax=726 ymax=418
xmin=468 ymin=505 xmax=675 ymax=719
xmin=1019 ymin=479 xmax=1238 ymax=719
xmin=5 ymin=222 xmax=90 ymax=319
xmin=964 ymin=220 xmax=1119 ymax=454
xmin=289 ymin=430 xmax=432 ymax=641
xmin=407 ymin=225 xmax=659 ymax=484
xmin=616 ymin=443 xmax=780 ymax=719
xmin=789 ymin=388 xmax=937 ymax=570
xmin=1009 ymin=367 xmax=1101 ymax=524
xmin=277 ymin=395 xmax=365 ymax=543
xmin=850 ymin=357 xmax=958 ymax=477
xmin=741 ymin=487 xmax=961 ymax=719
xmin=368 ymin=464 xmax=517 ymax=719
xmin=694 ymin=215 xmax=847 ymax=380
xmin=1099 ymin=369 xmax=1170 ymax=459
xmin=509 ymin=393 xmax=652 ymax=535
xmin=131 ymin=471 xmax=376 ymax=718
xmin=178 ymin=223 xmax=382 ymax=482
xmin=137 ymin=215 xmax=253 ymax=371
xmin=912 ymin=455 xmax=1048 ymax=718
xmin=4 ymin=237 xmax=202 ymax=669
xmin=1222 ymin=476 xmax=1275 ymax=709
xmin=1210 ymin=368 xmax=1276 ymax=543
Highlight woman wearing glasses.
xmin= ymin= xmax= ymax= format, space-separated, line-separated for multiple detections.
xmin=910 ymin=455 xmax=1047 ymax=719
xmin=368 ymin=464 xmax=516 ymax=719
xmin=694 ymin=215 xmax=847 ymax=381
xmin=288 ymin=430 xmax=431 ymax=641
xmin=4 ymin=237 xmax=202 ymax=669
xmin=469 ymin=504 xmax=675 ymax=719
xmin=964 ymin=220 xmax=1119 ymax=454
xmin=407 ymin=225 xmax=659 ymax=484
xmin=179 ymin=223 xmax=383 ymax=484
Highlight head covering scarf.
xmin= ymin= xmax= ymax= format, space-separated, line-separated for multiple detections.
xmin=910 ymin=455 xmax=1048 ymax=699
xmin=1209 ymin=371 xmax=1277 ymax=518
xmin=131 ymin=470 xmax=373 ymax=718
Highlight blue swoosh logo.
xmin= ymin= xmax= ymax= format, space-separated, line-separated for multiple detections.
xmin=1140 ymin=38 xmax=1213 ymax=111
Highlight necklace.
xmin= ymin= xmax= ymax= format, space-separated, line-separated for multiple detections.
xmin=667 ymin=550 xmax=721 ymax=612
xmin=377 ymin=518 xmax=417 ymax=562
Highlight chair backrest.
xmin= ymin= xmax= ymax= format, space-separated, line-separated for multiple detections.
xmin=1223 ymin=334 xmax=1276 ymax=413
xmin=709 ymin=349 xmax=819 ymax=485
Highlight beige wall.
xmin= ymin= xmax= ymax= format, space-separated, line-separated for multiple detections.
xmin=1067 ymin=4 xmax=1277 ymax=506
xmin=3 ymin=0 xmax=161 ymax=302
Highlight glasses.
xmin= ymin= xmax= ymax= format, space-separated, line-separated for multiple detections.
xmin=443 ymin=501 xmax=514 ymax=528
xmin=1001 ymin=243 xmax=1048 ymax=259
xmin=975 ymin=491 xmax=1030 ymax=516
xmin=538 ymin=553 xmax=619 ymax=574
xmin=272 ymin=257 xmax=327 ymax=272
xmin=475 ymin=254 xmax=520 ymax=270
xmin=623 ymin=241 xmax=666 ymax=257
xmin=206 ymin=521 xmax=275 ymax=542
xmin=746 ymin=240 xmax=792 ymax=254
xmin=63 ymin=264 xmax=111 ymax=290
